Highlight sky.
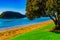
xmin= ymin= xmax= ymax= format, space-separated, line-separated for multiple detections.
xmin=0 ymin=0 xmax=26 ymax=15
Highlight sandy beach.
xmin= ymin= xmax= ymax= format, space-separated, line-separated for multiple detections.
xmin=0 ymin=20 xmax=54 ymax=40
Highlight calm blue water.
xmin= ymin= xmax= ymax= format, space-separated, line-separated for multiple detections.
xmin=0 ymin=17 xmax=51 ymax=30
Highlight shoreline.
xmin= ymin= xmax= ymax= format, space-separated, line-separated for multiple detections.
xmin=0 ymin=20 xmax=51 ymax=31
xmin=0 ymin=20 xmax=54 ymax=40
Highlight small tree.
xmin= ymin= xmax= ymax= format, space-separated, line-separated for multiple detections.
xmin=26 ymin=0 xmax=60 ymax=31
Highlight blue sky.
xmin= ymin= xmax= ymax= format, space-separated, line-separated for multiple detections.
xmin=0 ymin=0 xmax=26 ymax=15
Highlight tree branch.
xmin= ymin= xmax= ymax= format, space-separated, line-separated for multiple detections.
xmin=48 ymin=15 xmax=55 ymax=22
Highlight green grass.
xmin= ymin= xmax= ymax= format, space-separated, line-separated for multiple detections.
xmin=9 ymin=23 xmax=60 ymax=40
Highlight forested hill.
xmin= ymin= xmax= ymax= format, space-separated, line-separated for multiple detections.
xmin=0 ymin=11 xmax=26 ymax=19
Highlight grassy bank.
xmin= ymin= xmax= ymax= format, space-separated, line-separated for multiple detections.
xmin=9 ymin=23 xmax=60 ymax=40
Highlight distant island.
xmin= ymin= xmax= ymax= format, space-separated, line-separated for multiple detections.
xmin=0 ymin=11 xmax=26 ymax=19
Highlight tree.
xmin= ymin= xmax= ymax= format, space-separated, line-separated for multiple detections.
xmin=26 ymin=0 xmax=60 ymax=31
xmin=26 ymin=0 xmax=47 ymax=20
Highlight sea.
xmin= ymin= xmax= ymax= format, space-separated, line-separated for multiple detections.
xmin=0 ymin=17 xmax=51 ymax=30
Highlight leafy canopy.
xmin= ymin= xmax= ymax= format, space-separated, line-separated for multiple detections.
xmin=26 ymin=0 xmax=60 ymax=20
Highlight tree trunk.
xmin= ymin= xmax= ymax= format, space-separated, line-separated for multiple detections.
xmin=52 ymin=19 xmax=60 ymax=32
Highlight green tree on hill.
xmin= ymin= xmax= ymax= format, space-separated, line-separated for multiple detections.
xmin=26 ymin=0 xmax=60 ymax=31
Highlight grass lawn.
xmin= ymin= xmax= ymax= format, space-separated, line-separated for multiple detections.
xmin=9 ymin=23 xmax=60 ymax=40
